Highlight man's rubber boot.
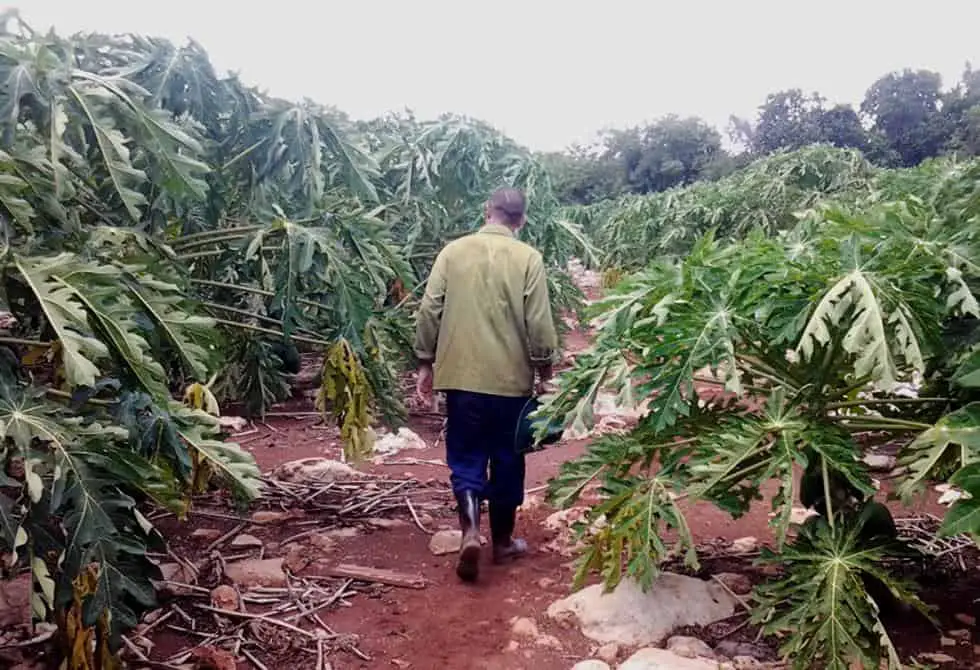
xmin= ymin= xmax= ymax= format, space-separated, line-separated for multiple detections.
xmin=490 ymin=504 xmax=528 ymax=564
xmin=455 ymin=490 xmax=481 ymax=582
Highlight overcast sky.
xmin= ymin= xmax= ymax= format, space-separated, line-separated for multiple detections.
xmin=15 ymin=1 xmax=980 ymax=152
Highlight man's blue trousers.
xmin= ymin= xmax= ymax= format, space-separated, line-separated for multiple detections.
xmin=444 ymin=390 xmax=529 ymax=509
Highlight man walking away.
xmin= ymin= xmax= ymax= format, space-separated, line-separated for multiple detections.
xmin=414 ymin=187 xmax=558 ymax=583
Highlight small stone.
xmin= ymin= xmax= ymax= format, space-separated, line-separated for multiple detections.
xmin=190 ymin=645 xmax=238 ymax=670
xmin=209 ymin=585 xmax=239 ymax=611
xmin=534 ymin=633 xmax=563 ymax=649
xmin=230 ymin=533 xmax=263 ymax=548
xmin=251 ymin=510 xmax=293 ymax=524
xmin=713 ymin=572 xmax=752 ymax=595
xmin=917 ymin=653 xmax=956 ymax=664
xmin=366 ymin=518 xmax=408 ymax=530
xmin=948 ymin=629 xmax=971 ymax=641
xmin=730 ymin=537 xmax=758 ymax=554
xmin=510 ymin=616 xmax=539 ymax=638
xmin=572 ymin=662 xmax=611 ymax=670
xmin=537 ymin=577 xmax=556 ymax=589
xmin=715 ymin=640 xmax=770 ymax=660
xmin=505 ymin=640 xmax=520 ymax=652
xmin=324 ymin=527 xmax=361 ymax=539
xmin=190 ymin=528 xmax=224 ymax=541
xmin=955 ymin=613 xmax=976 ymax=626
xmin=940 ymin=636 xmax=957 ymax=647
xmin=862 ymin=453 xmax=897 ymax=471
xmin=667 ymin=635 xmax=716 ymax=659
xmin=596 ymin=642 xmax=620 ymax=663
xmin=283 ymin=544 xmax=312 ymax=574
xmin=308 ymin=533 xmax=337 ymax=552
xmin=217 ymin=415 xmax=249 ymax=432
xmin=224 ymin=558 xmax=286 ymax=588
xmin=429 ymin=530 xmax=462 ymax=555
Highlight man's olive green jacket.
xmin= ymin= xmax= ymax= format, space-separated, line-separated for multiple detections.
xmin=413 ymin=223 xmax=558 ymax=397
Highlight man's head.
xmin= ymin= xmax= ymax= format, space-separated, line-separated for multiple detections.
xmin=485 ymin=187 xmax=527 ymax=230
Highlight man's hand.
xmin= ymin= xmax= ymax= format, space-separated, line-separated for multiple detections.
xmin=416 ymin=363 xmax=434 ymax=407
xmin=535 ymin=365 xmax=555 ymax=396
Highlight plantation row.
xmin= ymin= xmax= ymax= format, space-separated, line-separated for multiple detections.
xmin=1 ymin=11 xmax=979 ymax=670
xmin=0 ymin=15 xmax=591 ymax=668
xmin=540 ymin=150 xmax=980 ymax=668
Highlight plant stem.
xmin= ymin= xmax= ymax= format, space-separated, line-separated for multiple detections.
xmin=821 ymin=456 xmax=834 ymax=529
xmin=178 ymin=246 xmax=279 ymax=261
xmin=170 ymin=226 xmax=265 ymax=247
xmin=210 ymin=317 xmax=330 ymax=347
xmin=200 ymin=301 xmax=321 ymax=339
xmin=0 ymin=336 xmax=52 ymax=347
xmin=190 ymin=279 xmax=336 ymax=312
xmin=827 ymin=397 xmax=948 ymax=409
xmin=190 ymin=278 xmax=273 ymax=297
xmin=831 ymin=413 xmax=933 ymax=432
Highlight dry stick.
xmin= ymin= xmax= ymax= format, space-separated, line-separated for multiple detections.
xmin=122 ymin=636 xmax=151 ymax=663
xmin=0 ymin=628 xmax=56 ymax=649
xmin=339 ymin=479 xmax=413 ymax=515
xmin=140 ymin=609 xmax=174 ymax=635
xmin=241 ymin=647 xmax=270 ymax=670
xmin=206 ymin=521 xmax=248 ymax=552
xmin=405 ymin=495 xmax=432 ymax=534
xmin=711 ymin=575 xmax=753 ymax=615
xmin=302 ymin=480 xmax=339 ymax=503
xmin=194 ymin=603 xmax=317 ymax=639
xmin=285 ymin=579 xmax=354 ymax=623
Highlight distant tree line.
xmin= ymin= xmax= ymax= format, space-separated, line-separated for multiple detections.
xmin=543 ymin=65 xmax=980 ymax=205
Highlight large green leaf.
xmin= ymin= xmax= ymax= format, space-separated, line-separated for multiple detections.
xmin=897 ymin=403 xmax=980 ymax=500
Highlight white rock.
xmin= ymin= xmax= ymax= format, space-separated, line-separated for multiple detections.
xmin=224 ymin=558 xmax=287 ymax=588
xmin=429 ymin=529 xmax=462 ymax=555
xmin=273 ymin=458 xmax=355 ymax=483
xmin=230 ymin=533 xmax=263 ymax=548
xmin=428 ymin=530 xmax=488 ymax=555
xmin=511 ymin=616 xmax=539 ymax=638
xmin=546 ymin=573 xmax=738 ymax=647
xmin=571 ymin=662 xmax=611 ymax=670
xmin=862 ymin=453 xmax=897 ymax=472
xmin=667 ymin=635 xmax=716 ymax=659
xmin=366 ymin=518 xmax=408 ymax=529
xmin=730 ymin=537 xmax=758 ymax=554
xmin=789 ymin=506 xmax=818 ymax=525
xmin=374 ymin=427 xmax=428 ymax=456
xmin=596 ymin=642 xmax=620 ymax=663
xmin=619 ymin=647 xmax=722 ymax=670
xmin=217 ymin=415 xmax=249 ymax=432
